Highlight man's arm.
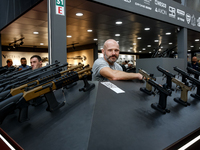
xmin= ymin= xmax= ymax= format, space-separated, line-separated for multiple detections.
xmin=100 ymin=67 xmax=143 ymax=81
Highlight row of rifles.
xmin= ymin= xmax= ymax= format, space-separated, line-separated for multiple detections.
xmin=139 ymin=66 xmax=200 ymax=114
xmin=0 ymin=61 xmax=95 ymax=124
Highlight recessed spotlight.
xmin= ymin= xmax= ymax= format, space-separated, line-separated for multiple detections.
xmin=116 ymin=21 xmax=122 ymax=25
xmin=154 ymin=40 xmax=159 ymax=42
xmin=195 ymin=39 xmax=200 ymax=41
xmin=142 ymin=48 xmax=146 ymax=50
xmin=137 ymin=37 xmax=142 ymax=39
xmin=87 ymin=29 xmax=92 ymax=32
xmin=169 ymin=43 xmax=172 ymax=45
xmin=133 ymin=43 xmax=136 ymax=45
xmin=40 ymin=43 xmax=44 ymax=45
xmin=76 ymin=13 xmax=83 ymax=16
xmin=147 ymin=45 xmax=151 ymax=47
xmin=161 ymin=46 xmax=163 ymax=48
xmin=67 ymin=35 xmax=72 ymax=38
xmin=130 ymin=47 xmax=133 ymax=49
xmin=116 ymin=41 xmax=119 ymax=43
xmin=191 ymin=46 xmax=194 ymax=47
xmin=94 ymin=38 xmax=98 ymax=41
xmin=166 ymin=32 xmax=171 ymax=35
xmin=139 ymin=51 xmax=142 ymax=53
xmin=115 ymin=34 xmax=120 ymax=36
xmin=128 ymin=50 xmax=131 ymax=52
xmin=33 ymin=32 xmax=39 ymax=34
xmin=100 ymin=47 xmax=103 ymax=49
xmin=149 ymin=52 xmax=152 ymax=53
xmin=144 ymin=28 xmax=150 ymax=30
xmin=188 ymin=50 xmax=191 ymax=51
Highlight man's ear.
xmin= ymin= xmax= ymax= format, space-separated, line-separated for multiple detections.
xmin=102 ymin=49 xmax=105 ymax=55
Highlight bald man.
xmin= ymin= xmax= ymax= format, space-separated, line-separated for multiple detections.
xmin=92 ymin=39 xmax=143 ymax=81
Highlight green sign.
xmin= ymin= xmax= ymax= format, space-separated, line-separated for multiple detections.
xmin=56 ymin=0 xmax=64 ymax=7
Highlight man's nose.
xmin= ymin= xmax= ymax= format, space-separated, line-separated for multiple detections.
xmin=111 ymin=50 xmax=116 ymax=55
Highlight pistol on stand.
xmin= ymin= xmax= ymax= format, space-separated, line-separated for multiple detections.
xmin=138 ymin=69 xmax=156 ymax=95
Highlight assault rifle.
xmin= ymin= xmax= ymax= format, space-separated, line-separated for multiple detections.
xmin=0 ymin=61 xmax=66 ymax=92
xmin=174 ymin=66 xmax=200 ymax=100
xmin=0 ymin=60 xmax=60 ymax=84
xmin=138 ymin=68 xmax=156 ymax=95
xmin=0 ymin=67 xmax=95 ymax=124
xmin=0 ymin=64 xmax=84 ymax=101
xmin=147 ymin=78 xmax=172 ymax=114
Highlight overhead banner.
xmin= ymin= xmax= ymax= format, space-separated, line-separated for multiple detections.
xmin=91 ymin=0 xmax=200 ymax=32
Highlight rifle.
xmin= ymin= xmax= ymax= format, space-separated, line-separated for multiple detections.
xmin=0 ymin=60 xmax=60 ymax=84
xmin=151 ymin=44 xmax=161 ymax=58
xmin=0 ymin=61 xmax=66 ymax=92
xmin=157 ymin=46 xmax=177 ymax=58
xmin=174 ymin=66 xmax=200 ymax=100
xmin=138 ymin=68 xmax=156 ymax=95
xmin=0 ymin=64 xmax=84 ymax=101
xmin=0 ymin=67 xmax=95 ymax=124
xmin=146 ymin=78 xmax=172 ymax=114
xmin=157 ymin=65 xmax=175 ymax=90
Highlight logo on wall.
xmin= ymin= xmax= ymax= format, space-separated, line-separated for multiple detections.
xmin=197 ymin=17 xmax=200 ymax=27
xmin=144 ymin=0 xmax=151 ymax=5
xmin=124 ymin=0 xmax=131 ymax=3
xmin=191 ymin=15 xmax=196 ymax=26
xmin=169 ymin=6 xmax=176 ymax=18
xmin=186 ymin=13 xmax=191 ymax=24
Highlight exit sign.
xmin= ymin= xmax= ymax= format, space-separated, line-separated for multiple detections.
xmin=56 ymin=0 xmax=65 ymax=16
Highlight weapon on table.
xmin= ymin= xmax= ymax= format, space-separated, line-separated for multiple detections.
xmin=138 ymin=68 xmax=156 ymax=95
xmin=174 ymin=66 xmax=200 ymax=100
xmin=0 ymin=64 xmax=84 ymax=101
xmin=146 ymin=78 xmax=172 ymax=114
xmin=0 ymin=60 xmax=60 ymax=84
xmin=157 ymin=65 xmax=175 ymax=90
xmin=0 ymin=67 xmax=95 ymax=124
xmin=0 ymin=61 xmax=66 ymax=92
xmin=187 ymin=67 xmax=200 ymax=80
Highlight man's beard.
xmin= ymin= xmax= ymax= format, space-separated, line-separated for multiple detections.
xmin=22 ymin=64 xmax=26 ymax=67
xmin=104 ymin=53 xmax=118 ymax=64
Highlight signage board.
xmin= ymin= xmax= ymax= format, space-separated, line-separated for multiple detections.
xmin=91 ymin=0 xmax=200 ymax=32
xmin=56 ymin=0 xmax=65 ymax=16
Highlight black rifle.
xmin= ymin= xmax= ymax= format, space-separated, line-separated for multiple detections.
xmin=0 ymin=64 xmax=84 ymax=101
xmin=157 ymin=46 xmax=177 ymax=58
xmin=0 ymin=67 xmax=95 ymax=124
xmin=174 ymin=66 xmax=200 ymax=100
xmin=157 ymin=65 xmax=175 ymax=90
xmin=151 ymin=44 xmax=161 ymax=58
xmin=147 ymin=79 xmax=172 ymax=114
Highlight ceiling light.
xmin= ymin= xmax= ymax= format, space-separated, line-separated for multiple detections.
xmin=188 ymin=50 xmax=191 ymax=51
xmin=149 ymin=52 xmax=152 ymax=53
xmin=40 ymin=43 xmax=44 ymax=45
xmin=195 ymin=39 xmax=200 ymax=41
xmin=87 ymin=29 xmax=92 ymax=32
xmin=76 ymin=13 xmax=83 ymax=16
xmin=147 ymin=45 xmax=151 ymax=47
xmin=137 ymin=37 xmax=142 ymax=39
xmin=116 ymin=41 xmax=119 ymax=43
xmin=128 ymin=50 xmax=131 ymax=52
xmin=115 ymin=34 xmax=120 ymax=36
xmin=133 ymin=43 xmax=136 ymax=45
xmin=100 ymin=47 xmax=103 ymax=49
xmin=142 ymin=48 xmax=146 ymax=50
xmin=161 ymin=46 xmax=163 ymax=48
xmin=67 ymin=35 xmax=72 ymax=38
xmin=191 ymin=46 xmax=194 ymax=47
xmin=169 ymin=43 xmax=172 ymax=45
xmin=116 ymin=21 xmax=122 ymax=24
xmin=139 ymin=51 xmax=142 ymax=53
xmin=33 ymin=32 xmax=39 ymax=34
xmin=130 ymin=47 xmax=133 ymax=49
xmin=166 ymin=32 xmax=171 ymax=35
xmin=94 ymin=38 xmax=98 ymax=41
xmin=154 ymin=40 xmax=159 ymax=42
xmin=144 ymin=28 xmax=150 ymax=30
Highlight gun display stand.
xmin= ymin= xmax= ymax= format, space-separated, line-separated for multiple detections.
xmin=44 ymin=88 xmax=66 ymax=112
xmin=140 ymin=83 xmax=153 ymax=95
xmin=151 ymin=92 xmax=170 ymax=114
xmin=190 ymin=86 xmax=200 ymax=100
xmin=174 ymin=97 xmax=190 ymax=106
xmin=79 ymin=75 xmax=95 ymax=92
